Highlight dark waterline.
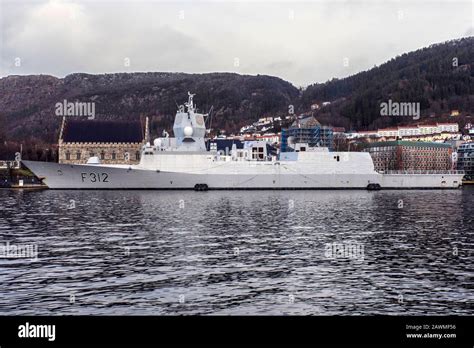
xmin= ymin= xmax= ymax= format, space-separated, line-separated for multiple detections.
xmin=0 ymin=188 xmax=472 ymax=315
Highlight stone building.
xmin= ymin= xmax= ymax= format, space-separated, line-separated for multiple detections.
xmin=58 ymin=117 xmax=149 ymax=164
xmin=362 ymin=141 xmax=453 ymax=172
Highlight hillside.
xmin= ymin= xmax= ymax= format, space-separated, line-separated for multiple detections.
xmin=301 ymin=37 xmax=474 ymax=130
xmin=0 ymin=72 xmax=299 ymax=157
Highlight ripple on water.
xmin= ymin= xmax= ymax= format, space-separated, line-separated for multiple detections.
xmin=0 ymin=188 xmax=472 ymax=315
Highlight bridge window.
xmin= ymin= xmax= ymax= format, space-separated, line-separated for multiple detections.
xmin=252 ymin=146 xmax=265 ymax=160
xmin=65 ymin=151 xmax=70 ymax=160
xmin=76 ymin=152 xmax=81 ymax=160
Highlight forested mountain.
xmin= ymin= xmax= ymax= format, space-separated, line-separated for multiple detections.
xmin=302 ymin=37 xmax=474 ymax=130
xmin=0 ymin=72 xmax=298 ymax=143
xmin=0 ymin=37 xmax=473 ymax=159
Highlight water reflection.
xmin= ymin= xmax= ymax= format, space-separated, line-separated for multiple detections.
xmin=0 ymin=188 xmax=472 ymax=315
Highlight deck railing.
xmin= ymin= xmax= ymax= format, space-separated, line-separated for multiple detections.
xmin=379 ymin=170 xmax=465 ymax=175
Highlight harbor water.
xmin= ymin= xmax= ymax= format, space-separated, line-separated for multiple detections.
xmin=0 ymin=188 xmax=472 ymax=315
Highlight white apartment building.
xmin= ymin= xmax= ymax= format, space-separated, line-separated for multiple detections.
xmin=436 ymin=123 xmax=459 ymax=133
xmin=378 ymin=128 xmax=399 ymax=137
xmin=256 ymin=117 xmax=274 ymax=126
xmin=356 ymin=123 xmax=459 ymax=138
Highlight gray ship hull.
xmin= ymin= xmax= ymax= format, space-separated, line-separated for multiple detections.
xmin=22 ymin=161 xmax=463 ymax=190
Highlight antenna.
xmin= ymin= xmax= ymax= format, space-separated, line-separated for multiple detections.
xmin=205 ymin=106 xmax=214 ymax=124
xmin=185 ymin=91 xmax=195 ymax=112
xmin=206 ymin=105 xmax=215 ymax=136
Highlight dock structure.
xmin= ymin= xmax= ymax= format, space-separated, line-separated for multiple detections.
xmin=0 ymin=164 xmax=46 ymax=189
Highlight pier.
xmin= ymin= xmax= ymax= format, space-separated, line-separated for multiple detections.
xmin=0 ymin=161 xmax=46 ymax=189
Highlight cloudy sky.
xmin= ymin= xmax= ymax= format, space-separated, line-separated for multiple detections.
xmin=0 ymin=0 xmax=472 ymax=86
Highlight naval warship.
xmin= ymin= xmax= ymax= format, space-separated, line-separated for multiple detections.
xmin=23 ymin=93 xmax=464 ymax=190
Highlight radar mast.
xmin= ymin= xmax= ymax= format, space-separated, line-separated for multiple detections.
xmin=185 ymin=91 xmax=195 ymax=112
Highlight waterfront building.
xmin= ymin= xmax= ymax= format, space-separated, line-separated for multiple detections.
xmin=255 ymin=133 xmax=280 ymax=144
xmin=281 ymin=116 xmax=333 ymax=152
xmin=456 ymin=142 xmax=474 ymax=179
xmin=58 ymin=117 xmax=148 ymax=164
xmin=353 ymin=123 xmax=459 ymax=141
xmin=255 ymin=116 xmax=274 ymax=126
xmin=332 ymin=127 xmax=346 ymax=134
xmin=362 ymin=141 xmax=453 ymax=172
xmin=351 ymin=130 xmax=379 ymax=140
xmin=378 ymin=128 xmax=399 ymax=138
